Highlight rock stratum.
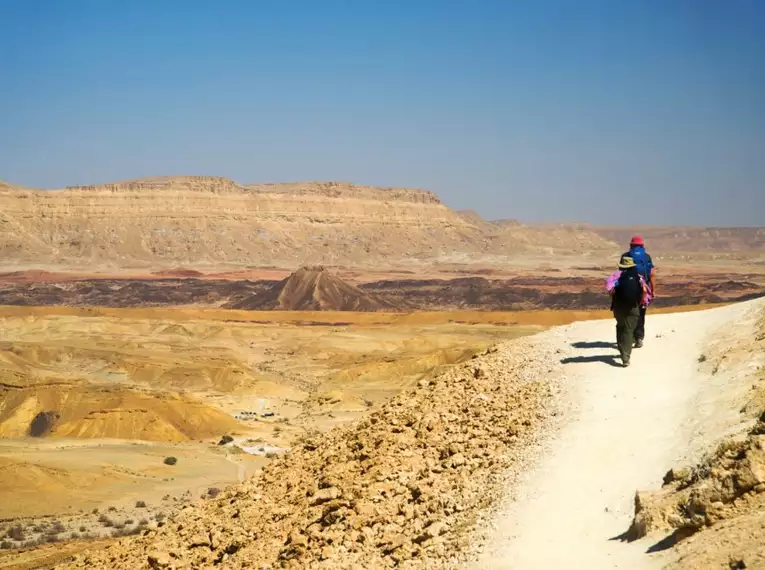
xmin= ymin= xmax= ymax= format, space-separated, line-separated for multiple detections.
xmin=1 ymin=267 xmax=762 ymax=311
xmin=0 ymin=177 xmax=619 ymax=270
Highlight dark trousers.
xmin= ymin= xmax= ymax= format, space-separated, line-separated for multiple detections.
xmin=614 ymin=305 xmax=640 ymax=363
xmin=635 ymin=305 xmax=647 ymax=341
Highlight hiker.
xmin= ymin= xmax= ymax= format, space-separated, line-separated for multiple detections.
xmin=606 ymin=257 xmax=650 ymax=367
xmin=620 ymin=236 xmax=656 ymax=348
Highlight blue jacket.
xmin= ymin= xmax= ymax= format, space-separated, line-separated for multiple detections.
xmin=622 ymin=246 xmax=654 ymax=291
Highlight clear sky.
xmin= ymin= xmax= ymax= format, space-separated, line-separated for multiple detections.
xmin=1 ymin=0 xmax=763 ymax=225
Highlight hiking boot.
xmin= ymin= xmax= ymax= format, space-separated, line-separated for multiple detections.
xmin=634 ymin=339 xmax=644 ymax=348
xmin=622 ymin=359 xmax=631 ymax=368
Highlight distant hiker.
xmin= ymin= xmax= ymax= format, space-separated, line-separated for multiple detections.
xmin=606 ymin=257 xmax=650 ymax=367
xmin=620 ymin=236 xmax=655 ymax=348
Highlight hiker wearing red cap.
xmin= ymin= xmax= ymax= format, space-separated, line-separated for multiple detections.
xmin=620 ymin=236 xmax=656 ymax=347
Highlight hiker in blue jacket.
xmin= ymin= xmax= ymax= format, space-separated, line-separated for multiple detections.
xmin=620 ymin=236 xmax=656 ymax=348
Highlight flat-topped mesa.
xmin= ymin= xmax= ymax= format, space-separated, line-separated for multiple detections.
xmin=247 ymin=181 xmax=443 ymax=205
xmin=64 ymin=176 xmax=244 ymax=194
xmin=57 ymin=177 xmax=443 ymax=204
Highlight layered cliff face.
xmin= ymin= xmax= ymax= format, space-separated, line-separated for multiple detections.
xmin=0 ymin=176 xmax=617 ymax=270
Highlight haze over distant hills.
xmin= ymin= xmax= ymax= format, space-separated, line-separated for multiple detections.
xmin=0 ymin=176 xmax=762 ymax=271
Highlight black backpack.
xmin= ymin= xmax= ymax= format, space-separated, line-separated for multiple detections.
xmin=614 ymin=268 xmax=642 ymax=307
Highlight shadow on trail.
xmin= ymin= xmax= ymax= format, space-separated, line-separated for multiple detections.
xmin=609 ymin=527 xmax=682 ymax=554
xmin=645 ymin=531 xmax=682 ymax=553
xmin=560 ymin=354 xmax=622 ymax=367
xmin=571 ymin=341 xmax=617 ymax=350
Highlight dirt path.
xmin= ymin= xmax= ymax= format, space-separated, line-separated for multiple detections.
xmin=225 ymin=452 xmax=247 ymax=482
xmin=472 ymin=300 xmax=762 ymax=570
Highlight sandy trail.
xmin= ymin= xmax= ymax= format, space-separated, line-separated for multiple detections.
xmin=225 ymin=452 xmax=247 ymax=482
xmin=473 ymin=300 xmax=760 ymax=570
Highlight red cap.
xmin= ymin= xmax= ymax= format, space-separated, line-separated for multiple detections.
xmin=630 ymin=235 xmax=645 ymax=246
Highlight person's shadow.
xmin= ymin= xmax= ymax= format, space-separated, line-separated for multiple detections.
xmin=560 ymin=354 xmax=622 ymax=367
xmin=570 ymin=341 xmax=617 ymax=349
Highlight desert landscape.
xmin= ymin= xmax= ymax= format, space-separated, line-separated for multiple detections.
xmin=3 ymin=0 xmax=763 ymax=567
xmin=0 ymin=176 xmax=763 ymax=569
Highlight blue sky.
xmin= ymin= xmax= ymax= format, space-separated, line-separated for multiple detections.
xmin=1 ymin=0 xmax=763 ymax=225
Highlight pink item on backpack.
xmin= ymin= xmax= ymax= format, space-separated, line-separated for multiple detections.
xmin=605 ymin=271 xmax=620 ymax=293
xmin=606 ymin=270 xmax=652 ymax=306
xmin=640 ymin=275 xmax=653 ymax=306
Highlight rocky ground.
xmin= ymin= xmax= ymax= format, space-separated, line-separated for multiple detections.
xmin=54 ymin=334 xmax=561 ymax=570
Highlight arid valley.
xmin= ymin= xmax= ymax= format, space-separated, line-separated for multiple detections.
xmin=0 ymin=177 xmax=764 ymax=569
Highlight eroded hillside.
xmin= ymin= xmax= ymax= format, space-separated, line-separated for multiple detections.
xmin=54 ymin=335 xmax=561 ymax=570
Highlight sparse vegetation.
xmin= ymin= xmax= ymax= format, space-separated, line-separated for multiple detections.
xmin=112 ymin=526 xmax=141 ymax=538
xmin=28 ymin=410 xmax=61 ymax=437
xmin=0 ymin=540 xmax=13 ymax=550
xmin=164 ymin=456 xmax=178 ymax=466
xmin=218 ymin=434 xmax=234 ymax=445
xmin=135 ymin=500 xmax=147 ymax=508
xmin=698 ymin=354 xmax=708 ymax=363
xmin=6 ymin=524 xmax=25 ymax=542
xmin=207 ymin=487 xmax=221 ymax=498
xmin=79 ymin=525 xmax=87 ymax=532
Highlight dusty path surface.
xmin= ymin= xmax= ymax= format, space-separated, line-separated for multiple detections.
xmin=473 ymin=300 xmax=762 ymax=570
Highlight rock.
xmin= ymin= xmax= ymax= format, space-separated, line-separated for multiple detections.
xmin=188 ymin=533 xmax=210 ymax=548
xmin=663 ymin=467 xmax=692 ymax=486
xmin=415 ymin=522 xmax=445 ymax=544
xmin=147 ymin=552 xmax=172 ymax=569
xmin=310 ymin=487 xmax=342 ymax=505
xmin=378 ymin=532 xmax=408 ymax=552
xmin=287 ymin=530 xmax=307 ymax=547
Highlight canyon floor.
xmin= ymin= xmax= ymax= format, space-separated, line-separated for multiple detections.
xmin=0 ymin=306 xmax=544 ymax=561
